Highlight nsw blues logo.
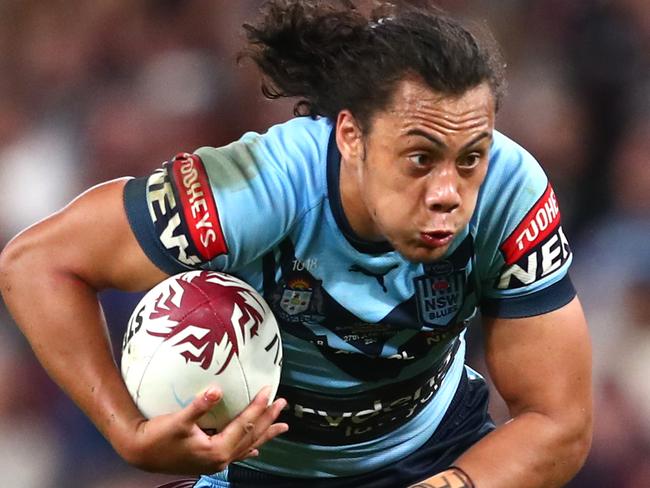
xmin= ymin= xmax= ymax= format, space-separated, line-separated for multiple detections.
xmin=414 ymin=261 xmax=465 ymax=328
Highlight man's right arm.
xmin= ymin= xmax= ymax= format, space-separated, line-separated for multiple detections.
xmin=0 ymin=178 xmax=287 ymax=474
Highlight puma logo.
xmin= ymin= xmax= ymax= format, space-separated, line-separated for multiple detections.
xmin=349 ymin=264 xmax=399 ymax=292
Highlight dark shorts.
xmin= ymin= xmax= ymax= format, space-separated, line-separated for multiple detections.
xmin=159 ymin=370 xmax=495 ymax=488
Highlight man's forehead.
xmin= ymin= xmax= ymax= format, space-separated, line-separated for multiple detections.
xmin=388 ymin=78 xmax=495 ymax=118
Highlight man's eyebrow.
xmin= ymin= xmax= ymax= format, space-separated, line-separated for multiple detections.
xmin=405 ymin=129 xmax=492 ymax=151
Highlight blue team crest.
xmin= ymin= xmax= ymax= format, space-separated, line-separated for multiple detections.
xmin=414 ymin=261 xmax=465 ymax=328
xmin=280 ymin=278 xmax=313 ymax=316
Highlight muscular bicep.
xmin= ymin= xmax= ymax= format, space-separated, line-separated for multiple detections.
xmin=483 ymin=297 xmax=592 ymax=420
xmin=6 ymin=178 xmax=168 ymax=292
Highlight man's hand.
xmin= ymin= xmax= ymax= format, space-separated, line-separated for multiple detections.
xmin=123 ymin=386 xmax=288 ymax=475
xmin=0 ymin=179 xmax=289 ymax=477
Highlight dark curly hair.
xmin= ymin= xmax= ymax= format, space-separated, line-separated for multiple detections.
xmin=241 ymin=0 xmax=506 ymax=131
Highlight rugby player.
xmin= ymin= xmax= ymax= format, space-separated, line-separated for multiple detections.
xmin=0 ymin=1 xmax=592 ymax=487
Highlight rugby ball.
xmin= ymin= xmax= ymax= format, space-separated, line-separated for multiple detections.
xmin=120 ymin=270 xmax=282 ymax=431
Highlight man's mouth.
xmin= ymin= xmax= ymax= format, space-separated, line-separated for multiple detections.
xmin=419 ymin=230 xmax=454 ymax=248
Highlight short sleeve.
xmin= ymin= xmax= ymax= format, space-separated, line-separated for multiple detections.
xmin=474 ymin=131 xmax=576 ymax=318
xmin=123 ymin=117 xmax=331 ymax=275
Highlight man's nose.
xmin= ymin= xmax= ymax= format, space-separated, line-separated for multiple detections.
xmin=424 ymin=166 xmax=462 ymax=213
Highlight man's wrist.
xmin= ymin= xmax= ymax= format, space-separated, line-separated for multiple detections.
xmin=105 ymin=411 xmax=148 ymax=465
xmin=408 ymin=467 xmax=475 ymax=488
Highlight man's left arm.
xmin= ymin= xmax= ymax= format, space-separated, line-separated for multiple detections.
xmin=410 ymin=296 xmax=593 ymax=488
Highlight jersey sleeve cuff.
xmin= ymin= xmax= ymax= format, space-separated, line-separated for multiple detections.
xmin=480 ymin=274 xmax=576 ymax=318
xmin=123 ymin=177 xmax=190 ymax=276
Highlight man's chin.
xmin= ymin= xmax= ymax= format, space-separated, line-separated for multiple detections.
xmin=393 ymin=241 xmax=451 ymax=264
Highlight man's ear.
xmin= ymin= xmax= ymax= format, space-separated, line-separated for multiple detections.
xmin=335 ymin=110 xmax=364 ymax=165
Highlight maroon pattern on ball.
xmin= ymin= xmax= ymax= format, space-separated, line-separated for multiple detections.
xmin=148 ymin=272 xmax=265 ymax=374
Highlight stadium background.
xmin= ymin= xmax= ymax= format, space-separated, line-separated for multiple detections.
xmin=0 ymin=1 xmax=647 ymax=486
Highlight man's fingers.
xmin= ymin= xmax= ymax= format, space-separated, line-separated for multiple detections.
xmin=259 ymin=398 xmax=288 ymax=433
xmin=253 ymin=385 xmax=273 ymax=407
xmin=237 ymin=397 xmax=287 ymax=445
xmin=231 ymin=422 xmax=288 ymax=461
xmin=230 ymin=398 xmax=289 ymax=457
xmin=179 ymin=387 xmax=223 ymax=424
xmin=249 ymin=422 xmax=289 ymax=451
xmin=217 ymin=387 xmax=285 ymax=449
xmin=225 ymin=386 xmax=273 ymax=433
xmin=243 ymin=448 xmax=259 ymax=460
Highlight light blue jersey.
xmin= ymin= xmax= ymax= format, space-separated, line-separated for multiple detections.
xmin=124 ymin=116 xmax=574 ymax=478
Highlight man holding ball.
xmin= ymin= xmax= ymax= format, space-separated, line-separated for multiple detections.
xmin=0 ymin=1 xmax=592 ymax=487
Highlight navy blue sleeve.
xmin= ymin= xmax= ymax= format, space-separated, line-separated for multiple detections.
xmin=123 ymin=177 xmax=190 ymax=276
xmin=480 ymin=274 xmax=576 ymax=318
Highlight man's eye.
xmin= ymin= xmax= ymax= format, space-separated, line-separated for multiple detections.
xmin=408 ymin=154 xmax=431 ymax=167
xmin=458 ymin=153 xmax=482 ymax=168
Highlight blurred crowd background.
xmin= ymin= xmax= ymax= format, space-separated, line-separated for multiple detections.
xmin=0 ymin=0 xmax=648 ymax=486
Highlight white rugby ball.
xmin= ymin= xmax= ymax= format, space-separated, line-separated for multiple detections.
xmin=120 ymin=270 xmax=282 ymax=431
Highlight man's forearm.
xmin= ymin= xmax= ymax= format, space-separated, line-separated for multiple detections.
xmin=411 ymin=411 xmax=590 ymax=488
xmin=0 ymin=237 xmax=144 ymax=459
